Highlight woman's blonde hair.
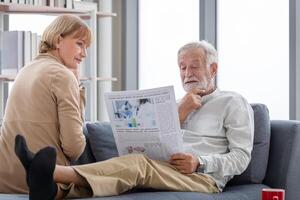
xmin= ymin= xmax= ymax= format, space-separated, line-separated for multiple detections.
xmin=39 ymin=14 xmax=92 ymax=53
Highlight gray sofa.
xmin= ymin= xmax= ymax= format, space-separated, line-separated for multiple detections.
xmin=1 ymin=104 xmax=300 ymax=200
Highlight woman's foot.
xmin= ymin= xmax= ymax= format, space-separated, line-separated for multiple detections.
xmin=15 ymin=135 xmax=34 ymax=186
xmin=15 ymin=135 xmax=58 ymax=200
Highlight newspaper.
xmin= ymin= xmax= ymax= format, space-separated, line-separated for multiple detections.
xmin=104 ymin=86 xmax=184 ymax=161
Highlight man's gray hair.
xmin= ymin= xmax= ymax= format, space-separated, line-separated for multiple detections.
xmin=177 ymin=40 xmax=218 ymax=67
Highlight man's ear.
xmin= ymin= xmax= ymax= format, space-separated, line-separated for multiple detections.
xmin=210 ymin=63 xmax=218 ymax=78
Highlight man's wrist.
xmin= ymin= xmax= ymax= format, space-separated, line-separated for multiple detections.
xmin=197 ymin=157 xmax=206 ymax=173
xmin=178 ymin=107 xmax=188 ymax=124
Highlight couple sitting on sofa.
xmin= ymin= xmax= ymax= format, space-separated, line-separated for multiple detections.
xmin=0 ymin=14 xmax=254 ymax=200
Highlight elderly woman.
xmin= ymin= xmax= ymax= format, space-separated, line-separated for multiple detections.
xmin=0 ymin=14 xmax=91 ymax=194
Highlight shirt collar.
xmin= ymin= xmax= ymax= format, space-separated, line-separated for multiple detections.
xmin=201 ymin=88 xmax=220 ymax=104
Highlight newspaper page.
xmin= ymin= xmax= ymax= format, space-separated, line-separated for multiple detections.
xmin=104 ymin=86 xmax=184 ymax=161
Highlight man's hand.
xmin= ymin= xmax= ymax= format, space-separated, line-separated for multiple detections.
xmin=178 ymin=88 xmax=205 ymax=124
xmin=169 ymin=153 xmax=199 ymax=174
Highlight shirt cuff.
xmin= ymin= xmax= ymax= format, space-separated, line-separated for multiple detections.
xmin=200 ymin=155 xmax=215 ymax=173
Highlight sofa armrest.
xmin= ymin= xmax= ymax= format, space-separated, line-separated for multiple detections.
xmin=263 ymin=120 xmax=300 ymax=200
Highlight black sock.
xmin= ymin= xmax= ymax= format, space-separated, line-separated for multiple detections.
xmin=28 ymin=146 xmax=57 ymax=200
xmin=15 ymin=134 xmax=35 ymax=186
xmin=14 ymin=135 xmax=57 ymax=200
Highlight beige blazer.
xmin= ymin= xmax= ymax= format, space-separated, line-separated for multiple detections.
xmin=0 ymin=53 xmax=86 ymax=193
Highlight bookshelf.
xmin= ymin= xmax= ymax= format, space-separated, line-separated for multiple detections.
xmin=0 ymin=2 xmax=117 ymax=122
xmin=0 ymin=2 xmax=117 ymax=17
xmin=0 ymin=74 xmax=117 ymax=82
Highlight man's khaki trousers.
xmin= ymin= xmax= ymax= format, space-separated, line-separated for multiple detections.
xmin=66 ymin=154 xmax=219 ymax=198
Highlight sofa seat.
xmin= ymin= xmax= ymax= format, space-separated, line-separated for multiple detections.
xmin=0 ymin=184 xmax=268 ymax=200
xmin=81 ymin=184 xmax=268 ymax=200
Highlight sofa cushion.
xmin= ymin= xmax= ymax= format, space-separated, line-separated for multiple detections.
xmin=86 ymin=122 xmax=119 ymax=161
xmin=71 ymin=123 xmax=96 ymax=165
xmin=228 ymin=103 xmax=271 ymax=185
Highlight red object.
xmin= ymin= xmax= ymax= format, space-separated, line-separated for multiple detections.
xmin=262 ymin=188 xmax=285 ymax=200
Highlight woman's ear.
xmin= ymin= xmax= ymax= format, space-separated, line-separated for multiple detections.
xmin=55 ymin=35 xmax=63 ymax=49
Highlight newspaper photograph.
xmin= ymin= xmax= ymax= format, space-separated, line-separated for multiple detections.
xmin=104 ymin=86 xmax=184 ymax=161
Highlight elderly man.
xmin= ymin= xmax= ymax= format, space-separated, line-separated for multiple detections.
xmin=15 ymin=40 xmax=254 ymax=199
xmin=176 ymin=41 xmax=254 ymax=189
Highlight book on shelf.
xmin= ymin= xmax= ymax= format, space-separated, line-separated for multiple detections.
xmin=48 ymin=0 xmax=54 ymax=7
xmin=34 ymin=0 xmax=41 ymax=6
xmin=24 ymin=31 xmax=32 ymax=66
xmin=36 ymin=35 xmax=41 ymax=55
xmin=54 ymin=0 xmax=64 ymax=8
xmin=73 ymin=0 xmax=97 ymax=11
xmin=31 ymin=32 xmax=37 ymax=59
xmin=66 ymin=0 xmax=72 ymax=9
xmin=1 ymin=31 xmax=24 ymax=75
xmin=25 ymin=0 xmax=34 ymax=5
xmin=0 ymin=31 xmax=2 ymax=73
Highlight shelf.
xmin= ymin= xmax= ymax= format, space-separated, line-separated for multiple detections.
xmin=0 ymin=74 xmax=117 ymax=82
xmin=0 ymin=3 xmax=117 ymax=18
xmin=97 ymin=12 xmax=117 ymax=17
xmin=0 ymin=74 xmax=15 ymax=81
xmin=80 ymin=76 xmax=118 ymax=82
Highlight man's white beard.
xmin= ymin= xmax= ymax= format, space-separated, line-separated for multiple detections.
xmin=183 ymin=77 xmax=210 ymax=92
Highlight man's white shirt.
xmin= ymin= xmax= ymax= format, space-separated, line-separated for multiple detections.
xmin=181 ymin=88 xmax=254 ymax=191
